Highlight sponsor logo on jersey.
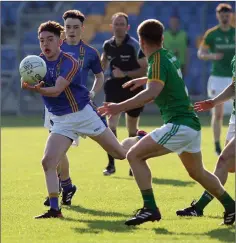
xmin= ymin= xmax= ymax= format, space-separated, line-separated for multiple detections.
xmin=120 ymin=55 xmax=131 ymax=61
xmin=215 ymin=44 xmax=235 ymax=49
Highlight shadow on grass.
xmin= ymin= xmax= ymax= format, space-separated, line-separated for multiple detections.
xmin=152 ymin=177 xmax=196 ymax=187
xmin=112 ymin=176 xmax=196 ymax=187
xmin=154 ymin=227 xmax=234 ymax=242
xmin=207 ymin=215 xmax=223 ymax=219
xmin=64 ymin=204 xmax=130 ymax=217
xmin=72 ymin=218 xmax=138 ymax=234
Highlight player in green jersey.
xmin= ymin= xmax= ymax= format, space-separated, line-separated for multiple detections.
xmin=98 ymin=19 xmax=235 ymax=226
xmin=176 ymin=55 xmax=235 ymax=222
xmin=198 ymin=3 xmax=235 ymax=155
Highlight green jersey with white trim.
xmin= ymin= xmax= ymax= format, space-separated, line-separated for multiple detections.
xmin=231 ymin=55 xmax=235 ymax=115
xmin=147 ymin=48 xmax=201 ymax=131
xmin=201 ymin=25 xmax=235 ymax=77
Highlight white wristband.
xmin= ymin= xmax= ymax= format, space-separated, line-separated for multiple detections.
xmin=90 ymin=90 xmax=95 ymax=99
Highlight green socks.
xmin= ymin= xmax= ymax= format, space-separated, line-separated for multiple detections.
xmin=195 ymin=190 xmax=214 ymax=211
xmin=195 ymin=191 xmax=235 ymax=212
xmin=141 ymin=188 xmax=157 ymax=210
xmin=218 ymin=191 xmax=235 ymax=212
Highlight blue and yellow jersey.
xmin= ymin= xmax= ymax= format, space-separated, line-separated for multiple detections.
xmin=61 ymin=40 xmax=103 ymax=86
xmin=40 ymin=51 xmax=90 ymax=116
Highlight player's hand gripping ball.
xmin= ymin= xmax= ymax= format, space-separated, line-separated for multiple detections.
xmin=19 ymin=55 xmax=47 ymax=84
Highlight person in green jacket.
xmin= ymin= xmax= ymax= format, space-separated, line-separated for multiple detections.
xmin=164 ymin=12 xmax=189 ymax=77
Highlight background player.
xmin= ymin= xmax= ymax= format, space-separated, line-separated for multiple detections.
xmin=98 ymin=19 xmax=235 ymax=226
xmin=197 ymin=3 xmax=235 ymax=155
xmin=43 ymin=9 xmax=104 ymax=207
xmin=22 ymin=21 xmax=127 ymax=219
xmin=101 ymin=12 xmax=147 ymax=176
xmin=176 ymin=55 xmax=235 ymax=218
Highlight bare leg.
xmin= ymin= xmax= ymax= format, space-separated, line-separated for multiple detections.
xmin=35 ymin=133 xmax=72 ymax=218
xmin=179 ymin=152 xmax=225 ymax=197
xmin=214 ymin=137 xmax=235 ymax=184
xmin=176 ymin=138 xmax=235 ymax=216
xmin=105 ymin=114 xmax=121 ymax=169
xmin=59 ymin=154 xmax=70 ymax=181
xmin=124 ymin=135 xmax=171 ymax=226
xmin=211 ymin=104 xmax=224 ymax=154
xmin=126 ymin=113 xmax=139 ymax=136
xmin=91 ymin=127 xmax=126 ymax=160
xmin=127 ymin=135 xmax=171 ymax=190
xmin=42 ymin=133 xmax=72 ymax=196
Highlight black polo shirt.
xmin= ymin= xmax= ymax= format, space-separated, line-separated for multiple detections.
xmin=103 ymin=34 xmax=145 ymax=78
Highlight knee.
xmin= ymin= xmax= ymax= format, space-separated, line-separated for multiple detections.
xmin=41 ymin=155 xmax=57 ymax=172
xmin=126 ymin=148 xmax=138 ymax=163
xmin=115 ymin=151 xmax=126 ymax=160
xmin=111 ymin=148 xmax=126 ymax=160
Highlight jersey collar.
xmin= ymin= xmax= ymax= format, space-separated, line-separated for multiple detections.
xmin=148 ymin=48 xmax=163 ymax=62
xmin=63 ymin=39 xmax=84 ymax=47
xmin=111 ymin=34 xmax=130 ymax=47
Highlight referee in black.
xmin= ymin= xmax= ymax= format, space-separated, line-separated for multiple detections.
xmin=101 ymin=12 xmax=147 ymax=176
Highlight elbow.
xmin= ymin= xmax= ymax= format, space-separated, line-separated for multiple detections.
xmin=197 ymin=51 xmax=205 ymax=60
xmin=53 ymin=90 xmax=63 ymax=97
xmin=197 ymin=51 xmax=202 ymax=59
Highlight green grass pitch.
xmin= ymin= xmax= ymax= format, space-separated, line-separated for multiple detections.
xmin=1 ymin=115 xmax=234 ymax=243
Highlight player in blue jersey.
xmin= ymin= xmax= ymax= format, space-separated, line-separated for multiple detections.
xmin=43 ymin=10 xmax=104 ymax=207
xmin=22 ymin=21 xmax=126 ymax=219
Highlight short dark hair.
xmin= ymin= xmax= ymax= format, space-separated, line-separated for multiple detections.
xmin=62 ymin=10 xmax=85 ymax=24
xmin=38 ymin=21 xmax=64 ymax=37
xmin=216 ymin=3 xmax=232 ymax=13
xmin=137 ymin=19 xmax=164 ymax=45
xmin=112 ymin=12 xmax=129 ymax=25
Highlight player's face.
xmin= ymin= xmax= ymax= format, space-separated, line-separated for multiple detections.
xmin=217 ymin=11 xmax=232 ymax=25
xmin=39 ymin=31 xmax=61 ymax=60
xmin=111 ymin=16 xmax=130 ymax=38
xmin=64 ymin=18 xmax=83 ymax=44
xmin=169 ymin=17 xmax=179 ymax=32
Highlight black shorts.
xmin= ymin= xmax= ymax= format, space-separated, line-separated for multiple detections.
xmin=104 ymin=77 xmax=144 ymax=118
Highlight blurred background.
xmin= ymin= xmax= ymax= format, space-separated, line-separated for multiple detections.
xmin=1 ymin=1 xmax=235 ymax=116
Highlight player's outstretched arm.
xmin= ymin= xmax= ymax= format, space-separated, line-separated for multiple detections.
xmin=212 ymin=82 xmax=235 ymax=104
xmin=22 ymin=76 xmax=70 ymax=97
xmin=98 ymin=81 xmax=163 ymax=117
xmin=194 ymin=82 xmax=235 ymax=112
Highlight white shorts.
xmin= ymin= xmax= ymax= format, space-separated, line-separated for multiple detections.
xmin=49 ymin=104 xmax=107 ymax=142
xmin=44 ymin=107 xmax=79 ymax=146
xmin=150 ymin=123 xmax=201 ymax=155
xmin=207 ymin=75 xmax=232 ymax=98
xmin=226 ymin=114 xmax=235 ymax=142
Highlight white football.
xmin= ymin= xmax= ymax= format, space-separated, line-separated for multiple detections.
xmin=19 ymin=55 xmax=47 ymax=84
